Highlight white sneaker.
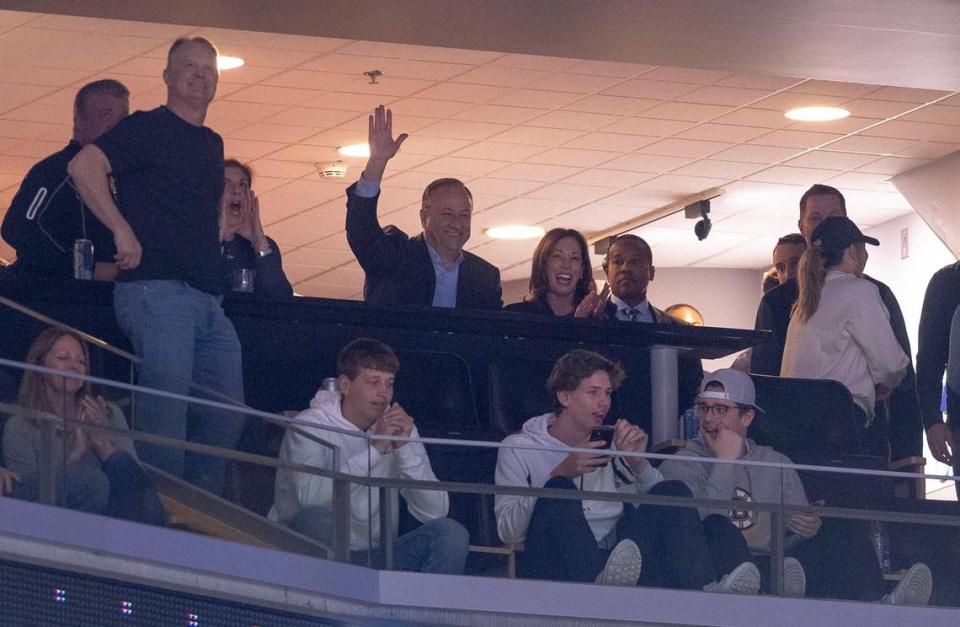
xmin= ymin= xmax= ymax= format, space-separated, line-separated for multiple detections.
xmin=595 ymin=539 xmax=642 ymax=586
xmin=782 ymin=557 xmax=806 ymax=598
xmin=704 ymin=561 xmax=761 ymax=595
xmin=884 ymin=563 xmax=933 ymax=606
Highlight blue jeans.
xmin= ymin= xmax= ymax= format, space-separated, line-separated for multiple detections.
xmin=289 ymin=506 xmax=469 ymax=575
xmin=114 ymin=281 xmax=245 ymax=495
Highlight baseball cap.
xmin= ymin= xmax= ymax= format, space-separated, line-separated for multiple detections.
xmin=811 ymin=216 xmax=879 ymax=254
xmin=696 ymin=369 xmax=763 ymax=412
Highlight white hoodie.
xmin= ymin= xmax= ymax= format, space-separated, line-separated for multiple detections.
xmin=269 ymin=389 xmax=448 ymax=551
xmin=495 ymin=413 xmax=663 ymax=545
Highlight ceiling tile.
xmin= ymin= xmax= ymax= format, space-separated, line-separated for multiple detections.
xmin=791 ymin=80 xmax=880 ymax=98
xmin=451 ymin=65 xmax=544 ymax=87
xmin=485 ymin=162 xmax=581 ymax=183
xmin=413 ymin=82 xmax=509 ymax=103
xmin=783 ymin=116 xmax=878 ymax=134
xmin=867 ymin=86 xmax=952 ymax=103
xmin=453 ymin=103 xmax=547 ymax=124
xmin=842 ymin=98 xmax=920 ymax=118
xmin=716 ymin=73 xmax=801 ymax=90
xmin=451 ymin=141 xmax=546 ymax=161
xmin=678 ymin=85 xmax=773 ymax=107
xmin=299 ymin=54 xmax=471 ymax=81
xmin=901 ymin=105 xmax=960 ymax=125
xmin=489 ymin=88 xmax=583 ymax=109
xmin=0 ymin=119 xmax=68 ymax=141
xmin=526 ymin=73 xmax=623 ymax=94
xmin=260 ymin=107 xmax=358 ymax=128
xmin=642 ymin=66 xmax=733 ymax=84
xmin=336 ymin=40 xmax=500 ymax=65
xmin=526 ymin=183 xmax=616 ymax=203
xmin=259 ymin=69 xmax=356 ymax=90
xmin=0 ymin=66 xmax=87 ymax=87
xmin=487 ymin=125 xmax=584 ymax=147
xmin=599 ymin=117 xmax=694 ymax=137
xmin=485 ymin=53 xmax=580 ymax=72
xmin=563 ymin=59 xmax=654 ymax=78
xmin=246 ymin=158 xmax=317 ymax=180
xmin=602 ymin=153 xmax=694 ymax=173
xmin=602 ymin=79 xmax=701 ymax=100
xmin=196 ymin=27 xmax=349 ymax=52
xmin=561 ymin=168 xmax=655 ymax=187
xmin=335 ymin=113 xmax=435 ymax=132
xmin=638 ymin=101 xmax=734 ymax=122
xmin=3 ymin=138 xmax=60 ymax=159
xmin=527 ymin=110 xmax=623 ymax=131
xmin=468 ymin=177 xmax=543 ymax=197
xmin=640 ymin=138 xmax=732 ymax=158
xmin=221 ymin=138 xmax=287 ymax=160
xmin=670 ymin=160 xmax=761 ymax=179
xmin=303 ymin=91 xmax=399 ymax=112
xmin=261 ymin=181 xmax=349 ymax=225
xmin=676 ymin=123 xmax=770 ymax=143
xmin=229 ymin=122 xmax=321 ymax=143
xmin=783 ymin=150 xmax=879 ymax=170
xmin=562 ymin=132 xmax=657 ymax=152
xmin=854 ymin=156 xmax=930 ymax=176
xmin=528 ymin=147 xmax=618 ymax=168
xmin=752 ymin=92 xmax=847 ymax=112
xmin=383 ymin=169 xmax=450 ymax=189
xmin=747 ymin=165 xmax=848 ymax=186
xmin=562 ymin=94 xmax=659 ymax=115
xmin=862 ymin=120 xmax=960 ymax=142
xmin=417 ymin=119 xmax=511 ymax=141
xmin=822 ymin=171 xmax=897 ymax=191
xmin=897 ymin=142 xmax=960 ymax=159
xmin=387 ymin=97 xmax=475 ymax=119
xmin=749 ymin=129 xmax=844 ymax=149
xmin=412 ymin=155 xmax=511 ymax=177
xmin=224 ymin=85 xmax=323 ymax=106
xmin=827 ymin=135 xmax=919 ymax=155
xmin=633 ymin=174 xmax=729 ymax=194
xmin=207 ymin=101 xmax=287 ymax=122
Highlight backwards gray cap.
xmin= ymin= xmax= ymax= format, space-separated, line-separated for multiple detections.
xmin=696 ymin=368 xmax=763 ymax=412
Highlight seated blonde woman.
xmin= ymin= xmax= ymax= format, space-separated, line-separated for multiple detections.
xmin=2 ymin=327 xmax=165 ymax=525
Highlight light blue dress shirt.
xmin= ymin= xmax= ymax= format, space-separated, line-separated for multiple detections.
xmin=610 ymin=293 xmax=655 ymax=323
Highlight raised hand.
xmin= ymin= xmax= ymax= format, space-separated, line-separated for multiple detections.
xmin=363 ymin=105 xmax=408 ymax=184
xmin=703 ymin=425 xmax=745 ymax=460
xmin=573 ymin=280 xmax=609 ymax=319
xmin=381 ymin=403 xmax=414 ymax=448
xmin=81 ymin=395 xmax=117 ymax=461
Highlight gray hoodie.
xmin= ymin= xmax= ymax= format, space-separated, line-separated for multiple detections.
xmin=658 ymin=437 xmax=808 ymax=551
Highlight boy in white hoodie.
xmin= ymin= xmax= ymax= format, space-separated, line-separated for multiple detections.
xmin=270 ymin=338 xmax=468 ymax=574
xmin=495 ymin=349 xmax=759 ymax=592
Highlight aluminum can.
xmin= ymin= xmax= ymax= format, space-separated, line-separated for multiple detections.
xmin=680 ymin=407 xmax=699 ymax=440
xmin=322 ymin=377 xmax=340 ymax=392
xmin=73 ymin=238 xmax=94 ymax=280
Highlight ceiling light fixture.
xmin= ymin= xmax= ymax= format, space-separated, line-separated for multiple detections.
xmin=486 ymin=225 xmax=545 ymax=240
xmin=338 ymin=144 xmax=370 ymax=158
xmin=217 ymin=55 xmax=245 ymax=71
xmin=784 ymin=106 xmax=850 ymax=122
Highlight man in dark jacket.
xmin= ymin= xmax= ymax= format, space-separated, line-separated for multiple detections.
xmin=1 ymin=79 xmax=128 ymax=279
xmin=345 ymin=105 xmax=502 ymax=310
xmin=751 ymin=184 xmax=922 ymax=462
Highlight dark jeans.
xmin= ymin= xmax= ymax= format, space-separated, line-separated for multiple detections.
xmin=520 ymin=478 xmax=718 ymax=589
xmin=702 ymin=514 xmax=884 ymax=600
xmin=102 ymin=451 xmax=167 ymax=527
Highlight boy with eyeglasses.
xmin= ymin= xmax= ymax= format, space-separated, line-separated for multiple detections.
xmin=659 ymin=369 xmax=932 ymax=605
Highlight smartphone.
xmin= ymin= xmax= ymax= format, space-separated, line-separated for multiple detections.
xmin=589 ymin=425 xmax=615 ymax=449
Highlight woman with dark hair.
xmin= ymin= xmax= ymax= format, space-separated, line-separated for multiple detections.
xmin=220 ymin=158 xmax=294 ymax=298
xmin=505 ymin=228 xmax=595 ymax=317
xmin=781 ymin=216 xmax=908 ymax=456
xmin=2 ymin=327 xmax=165 ymax=524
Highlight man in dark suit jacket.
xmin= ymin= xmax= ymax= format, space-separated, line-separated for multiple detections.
xmin=345 ymin=106 xmax=502 ymax=310
xmin=752 ymin=184 xmax=922 ymax=462
xmin=578 ymin=233 xmax=703 ymax=414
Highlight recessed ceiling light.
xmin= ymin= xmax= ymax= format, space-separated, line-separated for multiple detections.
xmin=486 ymin=225 xmax=545 ymax=240
xmin=217 ymin=55 xmax=245 ymax=71
xmin=784 ymin=106 xmax=850 ymax=122
xmin=338 ymin=144 xmax=370 ymax=158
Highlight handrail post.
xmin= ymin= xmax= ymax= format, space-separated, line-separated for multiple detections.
xmin=332 ymin=474 xmax=351 ymax=563
xmin=38 ymin=419 xmax=59 ymax=506
xmin=380 ymin=486 xmax=398 ymax=571
xmin=770 ymin=498 xmax=785 ymax=596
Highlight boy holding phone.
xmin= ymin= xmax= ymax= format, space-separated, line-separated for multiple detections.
xmin=495 ymin=349 xmax=760 ymax=593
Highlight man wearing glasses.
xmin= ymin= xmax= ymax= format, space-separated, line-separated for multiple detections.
xmin=659 ymin=369 xmax=932 ymax=604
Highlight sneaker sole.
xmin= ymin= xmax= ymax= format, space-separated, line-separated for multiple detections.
xmin=596 ymin=541 xmax=642 ymax=587
xmin=782 ymin=557 xmax=806 ymax=598
xmin=888 ymin=563 xmax=933 ymax=606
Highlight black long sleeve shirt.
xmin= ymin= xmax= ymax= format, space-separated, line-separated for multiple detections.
xmin=916 ymin=262 xmax=960 ymax=431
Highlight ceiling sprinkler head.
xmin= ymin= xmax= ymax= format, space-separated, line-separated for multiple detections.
xmin=363 ymin=70 xmax=383 ymax=84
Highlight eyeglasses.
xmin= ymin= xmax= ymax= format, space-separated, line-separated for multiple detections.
xmin=694 ymin=402 xmax=738 ymax=418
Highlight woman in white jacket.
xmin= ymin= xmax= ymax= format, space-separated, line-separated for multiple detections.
xmin=781 ymin=216 xmax=909 ymax=458
xmin=270 ymin=338 xmax=468 ymax=574
xmin=495 ymin=349 xmax=759 ymax=592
